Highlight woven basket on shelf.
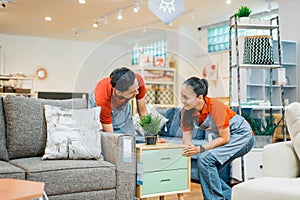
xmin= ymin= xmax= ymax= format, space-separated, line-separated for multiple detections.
xmin=243 ymin=35 xmax=275 ymax=65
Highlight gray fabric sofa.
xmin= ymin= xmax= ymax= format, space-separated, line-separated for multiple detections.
xmin=0 ymin=95 xmax=136 ymax=200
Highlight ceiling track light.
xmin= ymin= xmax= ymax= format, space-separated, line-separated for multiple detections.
xmin=92 ymin=19 xmax=98 ymax=28
xmin=226 ymin=0 xmax=232 ymax=5
xmin=117 ymin=9 xmax=123 ymax=20
xmin=78 ymin=0 xmax=86 ymax=4
xmin=133 ymin=1 xmax=140 ymax=13
xmin=102 ymin=16 xmax=108 ymax=25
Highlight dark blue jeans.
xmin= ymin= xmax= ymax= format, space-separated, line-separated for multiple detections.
xmin=197 ymin=137 xmax=254 ymax=200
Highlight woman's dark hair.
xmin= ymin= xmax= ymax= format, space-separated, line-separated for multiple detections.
xmin=183 ymin=77 xmax=208 ymax=97
xmin=182 ymin=77 xmax=208 ymax=129
xmin=110 ymin=67 xmax=136 ymax=92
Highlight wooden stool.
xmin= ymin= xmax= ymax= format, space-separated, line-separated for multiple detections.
xmin=0 ymin=178 xmax=46 ymax=200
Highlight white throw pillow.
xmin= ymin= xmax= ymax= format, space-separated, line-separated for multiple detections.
xmin=42 ymin=105 xmax=103 ymax=160
xmin=133 ymin=104 xmax=168 ymax=136
xmin=285 ymin=102 xmax=300 ymax=160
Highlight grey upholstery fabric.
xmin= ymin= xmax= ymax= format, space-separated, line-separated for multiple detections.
xmin=10 ymin=157 xmax=116 ymax=196
xmin=0 ymin=160 xmax=25 ymax=179
xmin=101 ymin=132 xmax=136 ymax=200
xmin=0 ymin=97 xmax=8 ymax=161
xmin=4 ymin=95 xmax=87 ymax=159
xmin=49 ymin=190 xmax=116 ymax=200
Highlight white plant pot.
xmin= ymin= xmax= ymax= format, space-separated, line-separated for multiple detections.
xmin=238 ymin=17 xmax=250 ymax=24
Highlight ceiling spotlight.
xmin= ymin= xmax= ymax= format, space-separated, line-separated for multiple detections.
xmin=103 ymin=16 xmax=108 ymax=25
xmin=226 ymin=0 xmax=232 ymax=5
xmin=78 ymin=0 xmax=86 ymax=4
xmin=44 ymin=16 xmax=52 ymax=21
xmin=117 ymin=9 xmax=123 ymax=20
xmin=1 ymin=2 xmax=6 ymax=8
xmin=133 ymin=1 xmax=140 ymax=13
xmin=92 ymin=20 xmax=98 ymax=28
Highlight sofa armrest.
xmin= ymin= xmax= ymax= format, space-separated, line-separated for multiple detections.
xmin=101 ymin=132 xmax=136 ymax=200
xmin=263 ymin=141 xmax=300 ymax=178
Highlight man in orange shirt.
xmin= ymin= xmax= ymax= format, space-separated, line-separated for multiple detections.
xmin=89 ymin=67 xmax=148 ymax=134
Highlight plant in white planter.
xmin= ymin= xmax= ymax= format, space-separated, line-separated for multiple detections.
xmin=242 ymin=113 xmax=282 ymax=148
xmin=236 ymin=6 xmax=252 ymax=24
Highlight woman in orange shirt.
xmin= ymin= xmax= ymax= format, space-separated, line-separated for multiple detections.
xmin=181 ymin=77 xmax=253 ymax=200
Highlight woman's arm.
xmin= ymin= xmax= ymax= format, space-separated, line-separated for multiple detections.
xmin=182 ymin=127 xmax=230 ymax=156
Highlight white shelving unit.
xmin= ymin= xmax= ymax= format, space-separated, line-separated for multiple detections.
xmin=132 ymin=66 xmax=176 ymax=108
xmin=0 ymin=76 xmax=37 ymax=98
xmin=229 ymin=14 xmax=286 ymax=181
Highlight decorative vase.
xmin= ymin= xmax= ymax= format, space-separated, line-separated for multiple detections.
xmin=145 ymin=135 xmax=157 ymax=145
xmin=254 ymin=135 xmax=272 ymax=148
xmin=238 ymin=17 xmax=250 ymax=24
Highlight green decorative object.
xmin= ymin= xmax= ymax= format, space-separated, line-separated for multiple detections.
xmin=242 ymin=113 xmax=282 ymax=136
xmin=236 ymin=6 xmax=252 ymax=18
xmin=139 ymin=114 xmax=162 ymax=145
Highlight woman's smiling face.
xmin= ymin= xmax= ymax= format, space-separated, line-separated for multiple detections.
xmin=181 ymin=83 xmax=199 ymax=110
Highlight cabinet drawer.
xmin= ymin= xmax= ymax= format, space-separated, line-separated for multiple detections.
xmin=142 ymin=169 xmax=188 ymax=195
xmin=141 ymin=148 xmax=187 ymax=172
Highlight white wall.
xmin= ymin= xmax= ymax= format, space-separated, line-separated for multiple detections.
xmin=279 ymin=0 xmax=300 ymax=100
xmin=178 ymin=23 xmax=229 ymax=99
xmin=0 ymin=34 xmax=96 ymax=92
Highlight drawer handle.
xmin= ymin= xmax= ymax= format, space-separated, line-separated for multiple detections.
xmin=160 ymin=157 xmax=171 ymax=161
xmin=160 ymin=179 xmax=171 ymax=184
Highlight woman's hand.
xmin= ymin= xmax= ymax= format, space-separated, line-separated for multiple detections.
xmin=157 ymin=138 xmax=168 ymax=143
xmin=182 ymin=144 xmax=200 ymax=156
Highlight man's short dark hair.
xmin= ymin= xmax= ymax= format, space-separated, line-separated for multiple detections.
xmin=110 ymin=67 xmax=136 ymax=92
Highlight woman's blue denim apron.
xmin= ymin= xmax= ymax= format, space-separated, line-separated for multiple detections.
xmin=88 ymin=92 xmax=135 ymax=135
xmin=197 ymin=114 xmax=253 ymax=165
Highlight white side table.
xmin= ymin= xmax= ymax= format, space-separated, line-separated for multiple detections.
xmin=231 ymin=148 xmax=263 ymax=181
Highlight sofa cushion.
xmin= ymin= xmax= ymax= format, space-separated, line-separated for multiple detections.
xmin=9 ymin=157 xmax=116 ymax=196
xmin=4 ymin=95 xmax=87 ymax=159
xmin=285 ymin=102 xmax=300 ymax=160
xmin=42 ymin=105 xmax=103 ymax=160
xmin=159 ymin=107 xmax=205 ymax=140
xmin=0 ymin=97 xmax=9 ymax=161
xmin=134 ymin=104 xmax=168 ymax=136
xmin=0 ymin=160 xmax=25 ymax=179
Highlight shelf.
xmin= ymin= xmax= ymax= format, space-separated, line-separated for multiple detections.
xmin=231 ymin=64 xmax=282 ymax=69
xmin=0 ymin=92 xmax=37 ymax=96
xmin=230 ymin=24 xmax=279 ymax=30
xmin=0 ymin=76 xmax=36 ymax=80
xmin=230 ymin=104 xmax=283 ymax=110
xmin=145 ymin=81 xmax=174 ymax=85
xmin=131 ymin=66 xmax=175 ymax=72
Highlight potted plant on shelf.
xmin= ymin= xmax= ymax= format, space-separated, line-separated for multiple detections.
xmin=139 ymin=114 xmax=162 ymax=145
xmin=236 ymin=6 xmax=252 ymax=24
xmin=242 ymin=113 xmax=282 ymax=148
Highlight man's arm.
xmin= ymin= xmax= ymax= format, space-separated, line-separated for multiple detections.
xmin=136 ymin=97 xmax=148 ymax=118
xmin=102 ymin=123 xmax=114 ymax=133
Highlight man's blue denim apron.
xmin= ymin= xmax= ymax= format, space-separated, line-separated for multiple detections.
xmin=88 ymin=91 xmax=135 ymax=135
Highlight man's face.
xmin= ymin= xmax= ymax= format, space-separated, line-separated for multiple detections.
xmin=119 ymin=79 xmax=139 ymax=99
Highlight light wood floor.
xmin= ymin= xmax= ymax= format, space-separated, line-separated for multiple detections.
xmin=146 ymin=182 xmax=203 ymax=200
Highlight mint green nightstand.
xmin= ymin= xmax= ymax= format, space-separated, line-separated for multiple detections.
xmin=136 ymin=143 xmax=191 ymax=200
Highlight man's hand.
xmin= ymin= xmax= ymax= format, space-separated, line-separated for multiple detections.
xmin=182 ymin=144 xmax=200 ymax=156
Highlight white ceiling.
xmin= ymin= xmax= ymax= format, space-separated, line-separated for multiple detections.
xmin=0 ymin=0 xmax=279 ymax=43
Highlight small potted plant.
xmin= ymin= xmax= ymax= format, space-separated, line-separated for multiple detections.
xmin=242 ymin=113 xmax=282 ymax=148
xmin=236 ymin=6 xmax=252 ymax=24
xmin=139 ymin=114 xmax=162 ymax=145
